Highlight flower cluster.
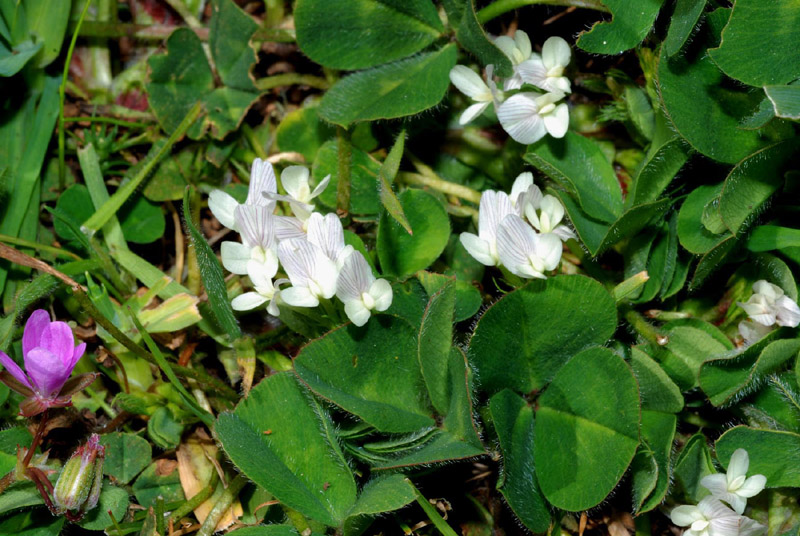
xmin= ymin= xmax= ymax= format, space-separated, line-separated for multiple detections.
xmin=460 ymin=172 xmax=572 ymax=279
xmin=210 ymin=159 xmax=393 ymax=327
xmin=449 ymin=31 xmax=572 ymax=145
xmin=0 ymin=310 xmax=96 ymax=417
xmin=737 ymin=280 xmax=800 ymax=344
xmin=671 ymin=449 xmax=766 ymax=536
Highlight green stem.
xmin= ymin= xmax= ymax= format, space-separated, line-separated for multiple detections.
xmin=0 ymin=234 xmax=81 ymax=260
xmin=477 ymin=0 xmax=608 ymax=23
xmin=336 ymin=127 xmax=352 ymax=216
xmin=72 ymin=21 xmax=295 ymax=43
xmin=197 ymin=475 xmax=248 ymax=536
xmin=63 ymin=116 xmax=151 ymax=129
xmin=84 ymin=386 xmax=117 ymax=418
xmin=254 ymin=73 xmax=330 ymax=91
xmin=623 ymin=306 xmax=668 ymax=346
xmin=409 ymin=480 xmax=459 ymax=536
xmin=397 ymin=172 xmax=482 ymax=204
xmin=59 ymin=0 xmax=93 ymax=190
xmin=81 ymin=101 xmax=204 ymax=234
xmin=168 ymin=469 xmax=219 ymax=524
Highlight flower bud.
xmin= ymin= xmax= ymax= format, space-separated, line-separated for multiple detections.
xmin=53 ymin=434 xmax=105 ymax=515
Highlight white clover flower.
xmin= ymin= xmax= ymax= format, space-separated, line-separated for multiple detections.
xmin=509 ymin=172 xmax=540 ymax=214
xmin=267 ymin=166 xmax=330 ymax=222
xmin=497 ymin=214 xmax=562 ymax=279
xmin=231 ymin=265 xmax=287 ymax=317
xmin=306 ymin=212 xmax=354 ymax=270
xmin=701 ymin=449 xmax=767 ymax=515
xmin=220 ymin=205 xmax=278 ymax=277
xmin=336 ymin=252 xmax=393 ymax=327
xmin=737 ymin=320 xmax=773 ymax=346
xmin=209 ymin=158 xmax=277 ymax=231
xmin=277 ymin=238 xmax=338 ymax=307
xmin=449 ymin=64 xmax=501 ymax=125
xmin=497 ymin=91 xmax=569 ymax=145
xmin=517 ymin=36 xmax=572 ymax=94
xmin=494 ymin=30 xmax=534 ymax=91
xmin=671 ymin=496 xmax=765 ymax=536
xmin=459 ymin=190 xmax=514 ymax=266
xmin=737 ymin=280 xmax=800 ymax=343
xmin=525 ymin=194 xmax=574 ymax=241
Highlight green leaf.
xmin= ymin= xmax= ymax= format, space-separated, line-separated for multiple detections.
xmin=630 ymin=347 xmax=684 ymax=413
xmin=119 ymin=194 xmax=166 ymax=245
xmin=628 ymin=114 xmax=690 ymax=206
xmin=20 ymin=0 xmax=71 ymax=68
xmin=469 ymin=275 xmax=617 ymax=394
xmin=719 ymin=139 xmax=800 ymax=236
xmin=378 ymin=131 xmax=412 ymax=234
xmin=216 ymin=373 xmax=357 ymax=526
xmin=664 ymin=0 xmax=707 ymax=57
xmin=225 ymin=528 xmax=299 ymax=536
xmin=295 ymin=0 xmax=442 ymax=70
xmin=577 ymin=0 xmax=666 ymax=55
xmin=658 ymin=8 xmax=769 ymax=164
xmin=78 ymin=482 xmax=130 ymax=531
xmin=79 ymin=144 xmax=129 ymax=254
xmin=454 ymin=280 xmax=481 ymax=322
xmin=132 ymin=462 xmax=185 ymax=508
xmin=0 ymin=40 xmax=41 ymax=77
xmin=275 ymin=105 xmax=336 ymax=162
xmin=525 ymin=132 xmax=623 ymax=224
xmin=636 ymin=411 xmax=677 ymax=512
xmin=100 ymin=432 xmax=152 ymax=485
xmin=294 ymin=316 xmax=435 ymax=433
xmin=440 ymin=0 xmax=513 ymax=77
xmin=765 ymin=85 xmax=800 ymax=120
xmin=377 ymin=189 xmax=450 ymax=278
xmin=716 ymin=426 xmax=800 ymax=488
xmin=674 ymin=433 xmax=715 ymax=501
xmin=147 ymin=406 xmax=185 ymax=449
xmin=203 ymin=87 xmax=261 ymax=140
xmin=746 ymin=374 xmax=800 ymax=433
xmin=209 ymin=0 xmax=258 ymax=91
xmin=371 ymin=429 xmax=483 ymax=470
xmin=183 ymin=188 xmax=241 ymax=341
xmin=343 ymin=475 xmax=416 ymax=536
xmin=690 ymin=234 xmax=738 ymax=290
xmin=650 ymin=318 xmax=733 ymax=389
xmin=314 ymin=139 xmax=381 ymax=215
xmin=489 ymin=390 xmax=550 ymax=533
xmin=700 ymin=331 xmax=800 ymax=407
xmin=53 ymin=184 xmax=93 ymax=247
xmin=708 ymin=0 xmax=800 ymax=87
xmin=747 ymin=226 xmax=800 ymax=253
xmin=0 ymin=510 xmax=64 ymax=536
xmin=678 ymin=183 xmax=728 ymax=254
xmin=418 ymin=278 xmax=456 ymax=414
xmin=318 ymin=45 xmax=457 ymax=126
xmin=534 ymin=347 xmax=641 ymax=511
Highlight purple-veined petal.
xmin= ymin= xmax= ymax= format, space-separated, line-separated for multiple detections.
xmin=478 ymin=191 xmax=514 ymax=245
xmin=498 ymin=93 xmax=547 ymax=145
xmin=775 ymin=295 xmax=800 ymax=327
xmin=247 ymin=158 xmax=277 ymax=205
xmin=274 ymin=216 xmax=306 ymax=241
xmin=278 ymin=238 xmax=315 ymax=287
xmin=497 ymin=214 xmax=537 ymax=275
xmin=738 ymin=516 xmax=767 ymax=536
xmin=697 ymin=496 xmax=738 ymax=521
xmin=336 ymin=251 xmax=373 ymax=303
xmin=307 ymin=213 xmax=346 ymax=263
xmin=0 ymin=352 xmax=32 ymax=390
xmin=22 ymin=309 xmax=51 ymax=359
xmin=517 ymin=57 xmax=548 ymax=89
xmin=25 ymin=347 xmax=69 ymax=398
xmin=235 ymin=205 xmax=274 ymax=250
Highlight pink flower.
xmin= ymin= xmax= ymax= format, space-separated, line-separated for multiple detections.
xmin=0 ymin=310 xmax=96 ymax=416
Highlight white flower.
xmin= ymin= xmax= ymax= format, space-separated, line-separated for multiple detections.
xmin=737 ymin=320 xmax=773 ymax=346
xmin=525 ymin=194 xmax=574 ymax=241
xmin=497 ymin=92 xmax=569 ymax=145
xmin=671 ymin=496 xmax=765 ymax=536
xmin=496 ymin=214 xmax=562 ymax=279
xmin=220 ymin=205 xmax=278 ymax=277
xmin=494 ymin=30 xmax=534 ymax=91
xmin=209 ymin=158 xmax=276 ymax=230
xmin=509 ymin=172 xmax=539 ymax=214
xmin=277 ymin=238 xmax=337 ymax=307
xmin=459 ymin=190 xmax=514 ymax=266
xmin=306 ymin=212 xmax=354 ymax=270
xmin=449 ymin=64 xmax=501 ymax=125
xmin=231 ymin=264 xmax=287 ymax=317
xmin=517 ymin=36 xmax=572 ymax=94
xmin=336 ymin=252 xmax=393 ymax=327
xmin=267 ymin=166 xmax=330 ymax=222
xmin=700 ymin=449 xmax=767 ymax=515
xmin=737 ymin=280 xmax=800 ymax=343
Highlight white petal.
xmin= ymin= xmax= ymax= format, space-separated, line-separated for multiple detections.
xmin=708 ymin=515 xmax=742 ymax=536
xmin=459 ymin=233 xmax=496 ymax=266
xmin=537 ymin=232 xmax=563 ymax=272
xmin=307 ymin=212 xmax=346 ymax=262
xmin=449 ymin=65 xmax=492 ymax=100
xmin=459 ymin=102 xmax=491 ymax=125
xmin=208 ymin=190 xmax=239 ymax=230
xmin=231 ymin=292 xmax=267 ymax=311
xmin=344 ymin=300 xmax=371 ymax=327
xmin=517 ymin=57 xmax=548 ymax=88
xmin=736 ymin=474 xmax=766 ymax=498
xmin=543 ymin=103 xmax=569 ymax=138
xmin=494 ymin=35 xmax=519 ymax=63
xmin=542 ymin=36 xmax=570 ymax=70
xmin=498 ymin=93 xmax=547 ymax=145
xmin=310 ymin=174 xmax=331 ymax=199
xmin=274 ymin=215 xmax=306 ymax=241
xmin=775 ymin=295 xmax=800 ymax=327
xmin=478 ymin=190 xmax=514 ymax=244
xmin=738 ymin=516 xmax=767 ymax=536
xmin=247 ymin=158 xmax=277 ymax=206
xmin=220 ymin=241 xmax=251 ymax=275
xmin=278 ymin=238 xmax=315 ymax=287
xmin=247 ymin=258 xmax=277 ymax=289
xmin=311 ymin=250 xmax=339 ymax=299
xmin=753 ymin=280 xmax=782 ymax=301
xmin=515 ymin=30 xmax=532 ymax=61
xmin=697 ymin=497 xmax=737 ymax=521
xmin=551 ymin=76 xmax=572 ymax=94
xmin=552 ymin=224 xmax=576 ymax=241
xmin=738 ymin=320 xmax=772 ymax=345
xmin=497 ymin=214 xmax=537 ymax=276
xmin=280 ymin=166 xmax=310 ymax=201
xmin=370 ymin=279 xmax=393 ymax=311
xmin=336 ymin=251 xmax=373 ymax=302
xmin=234 ymin=205 xmax=274 ymax=249
xmin=727 ymin=449 xmax=750 ymax=483
xmin=725 ymin=494 xmax=747 ymax=515
xmin=701 ymin=474 xmax=730 ymax=496
xmin=503 ymin=72 xmax=524 ymax=92
xmin=281 ymin=286 xmax=319 ymax=308
xmin=509 ymin=172 xmax=533 ymax=206
xmin=266 ymin=297 xmax=280 ymax=317
xmin=540 ymin=195 xmax=565 ymax=230
xmin=671 ymin=505 xmax=705 ymax=527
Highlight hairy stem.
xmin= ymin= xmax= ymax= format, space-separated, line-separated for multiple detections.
xmin=477 ymin=0 xmax=608 ymax=24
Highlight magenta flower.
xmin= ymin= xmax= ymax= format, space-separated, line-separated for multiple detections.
xmin=0 ymin=310 xmax=96 ymax=416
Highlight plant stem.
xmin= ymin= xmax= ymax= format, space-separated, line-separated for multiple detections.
xmin=0 ymin=234 xmax=81 ymax=260
xmin=23 ymin=410 xmax=49 ymax=469
xmin=254 ymin=73 xmax=330 ymax=91
xmin=623 ymin=306 xmax=668 ymax=346
xmin=397 ymin=172 xmax=482 ymax=204
xmin=197 ymin=474 xmax=248 ymax=536
xmin=63 ymin=116 xmax=151 ymax=129
xmin=336 ymin=127 xmax=352 ymax=217
xmin=72 ymin=21 xmax=295 ymax=42
xmin=169 ymin=470 xmax=219 ymax=525
xmin=409 ymin=480 xmax=459 ymax=536
xmin=477 ymin=0 xmax=608 ymax=23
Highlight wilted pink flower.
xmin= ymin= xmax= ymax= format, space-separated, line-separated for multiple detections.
xmin=0 ymin=310 xmax=96 ymax=416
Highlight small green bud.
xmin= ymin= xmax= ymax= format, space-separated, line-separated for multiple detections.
xmin=53 ymin=434 xmax=105 ymax=517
